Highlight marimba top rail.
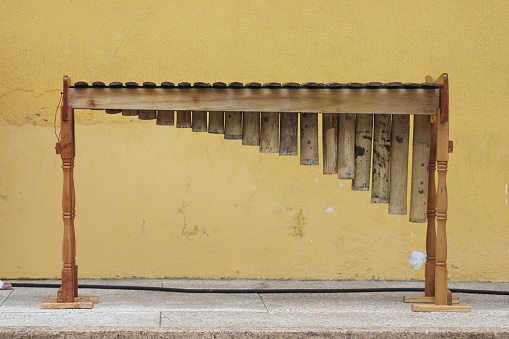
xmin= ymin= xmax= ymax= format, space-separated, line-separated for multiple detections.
xmin=68 ymin=85 xmax=440 ymax=114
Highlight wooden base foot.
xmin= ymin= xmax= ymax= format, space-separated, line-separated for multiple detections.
xmin=411 ymin=303 xmax=471 ymax=312
xmin=403 ymin=295 xmax=459 ymax=304
xmin=41 ymin=301 xmax=94 ymax=309
xmin=47 ymin=296 xmax=98 ymax=303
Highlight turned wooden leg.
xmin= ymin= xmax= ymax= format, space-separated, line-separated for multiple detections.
xmin=44 ymin=157 xmax=93 ymax=309
xmin=59 ymin=159 xmax=77 ymax=302
xmin=434 ymin=160 xmax=449 ymax=305
xmin=412 ymin=73 xmax=470 ymax=312
xmin=425 ymin=122 xmax=437 ymax=297
xmin=42 ymin=78 xmax=96 ymax=309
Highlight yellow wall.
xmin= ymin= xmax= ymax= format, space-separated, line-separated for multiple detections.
xmin=1 ymin=1 xmax=508 ymax=281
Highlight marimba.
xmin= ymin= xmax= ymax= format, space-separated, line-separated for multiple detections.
xmin=43 ymin=74 xmax=470 ymax=312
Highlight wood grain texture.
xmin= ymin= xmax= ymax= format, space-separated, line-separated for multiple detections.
xmin=176 ymin=110 xmax=191 ymax=128
xmin=434 ymin=74 xmax=450 ymax=306
xmin=403 ymin=296 xmax=459 ymax=304
xmin=352 ymin=114 xmax=373 ymax=190
xmin=58 ymin=77 xmax=78 ymax=304
xmin=47 ymin=296 xmax=98 ymax=303
xmin=260 ymin=112 xmax=279 ymax=153
xmin=224 ymin=111 xmax=242 ymax=139
xmin=156 ymin=110 xmax=174 ymax=126
xmin=412 ymin=304 xmax=471 ymax=312
xmin=337 ymin=114 xmax=356 ymax=179
xmin=425 ymin=120 xmax=438 ymax=297
xmin=388 ymin=114 xmax=410 ymax=215
xmin=242 ymin=112 xmax=260 ymax=146
xmin=41 ymin=301 xmax=94 ymax=309
xmin=191 ymin=111 xmax=207 ymax=132
xmin=409 ymin=115 xmax=430 ymax=222
xmin=208 ymin=111 xmax=225 ymax=134
xmin=371 ymin=114 xmax=391 ymax=203
xmin=322 ymin=113 xmax=338 ymax=174
xmin=138 ymin=110 xmax=157 ymax=120
xmin=300 ymin=113 xmax=319 ymax=165
xmin=68 ymin=88 xmax=439 ymax=114
xmin=279 ymin=112 xmax=298 ymax=155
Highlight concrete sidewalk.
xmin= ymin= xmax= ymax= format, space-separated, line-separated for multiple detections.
xmin=0 ymin=279 xmax=508 ymax=338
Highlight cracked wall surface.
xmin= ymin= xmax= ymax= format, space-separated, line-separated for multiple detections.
xmin=0 ymin=0 xmax=508 ymax=281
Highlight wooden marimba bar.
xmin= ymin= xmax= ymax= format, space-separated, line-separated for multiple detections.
xmin=43 ymin=74 xmax=470 ymax=312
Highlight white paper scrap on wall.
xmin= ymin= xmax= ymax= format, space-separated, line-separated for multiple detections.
xmin=408 ymin=251 xmax=427 ymax=270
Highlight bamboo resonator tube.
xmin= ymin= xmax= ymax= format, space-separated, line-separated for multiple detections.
xmin=71 ymin=80 xmax=441 ymax=221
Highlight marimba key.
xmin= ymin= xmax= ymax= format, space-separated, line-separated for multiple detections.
xmin=228 ymin=82 xmax=244 ymax=88
xmin=371 ymin=114 xmax=391 ymax=203
xmin=409 ymin=115 xmax=431 ymax=222
xmin=322 ymin=113 xmax=338 ymax=174
xmin=191 ymin=111 xmax=208 ymax=132
xmin=263 ymin=82 xmax=281 ymax=88
xmin=352 ymin=114 xmax=373 ymax=190
xmin=74 ymin=81 xmax=88 ymax=87
xmin=366 ymin=82 xmax=382 ymax=88
xmin=384 ymin=82 xmax=403 ymax=88
xmin=156 ymin=110 xmax=174 ymax=126
xmin=109 ymin=82 xmax=123 ymax=88
xmin=279 ymin=112 xmax=298 ymax=155
xmin=347 ymin=82 xmax=364 ymax=88
xmin=337 ymin=114 xmax=356 ymax=179
xmin=388 ymin=114 xmax=410 ymax=215
xmin=242 ymin=112 xmax=260 ymax=146
xmin=224 ymin=111 xmax=242 ymax=139
xmin=283 ymin=82 xmax=300 ymax=88
xmin=326 ymin=82 xmax=344 ymax=88
xmin=105 ymin=109 xmax=121 ymax=114
xmin=421 ymin=82 xmax=439 ymax=89
xmin=260 ymin=112 xmax=279 ymax=153
xmin=300 ymin=113 xmax=319 ymax=165
xmin=212 ymin=82 xmax=227 ymax=88
xmin=194 ymin=82 xmax=211 ymax=88
xmin=302 ymin=82 xmax=324 ymax=88
xmin=246 ymin=82 xmax=262 ymax=88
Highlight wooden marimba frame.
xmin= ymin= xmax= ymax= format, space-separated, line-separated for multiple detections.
xmin=43 ymin=74 xmax=471 ymax=312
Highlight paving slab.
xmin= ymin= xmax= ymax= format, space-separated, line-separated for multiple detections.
xmin=0 ymin=289 xmax=12 ymax=306
xmin=0 ymin=287 xmax=266 ymax=313
xmin=0 ymin=311 xmax=161 ymax=327
xmin=0 ymin=279 xmax=507 ymax=337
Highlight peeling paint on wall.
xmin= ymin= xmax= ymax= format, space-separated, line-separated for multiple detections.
xmin=408 ymin=251 xmax=426 ymax=269
xmin=324 ymin=207 xmax=334 ymax=213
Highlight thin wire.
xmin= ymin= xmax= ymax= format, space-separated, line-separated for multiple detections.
xmin=54 ymin=92 xmax=63 ymax=142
